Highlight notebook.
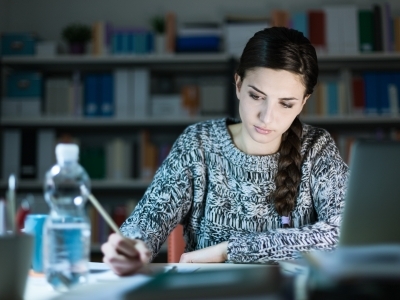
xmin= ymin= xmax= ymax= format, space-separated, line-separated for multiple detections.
xmin=339 ymin=139 xmax=400 ymax=246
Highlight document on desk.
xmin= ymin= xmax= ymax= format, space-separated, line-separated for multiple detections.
xmin=88 ymin=262 xmax=199 ymax=282
xmin=51 ymin=264 xmax=201 ymax=300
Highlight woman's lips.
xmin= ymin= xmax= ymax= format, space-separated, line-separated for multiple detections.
xmin=254 ymin=126 xmax=272 ymax=134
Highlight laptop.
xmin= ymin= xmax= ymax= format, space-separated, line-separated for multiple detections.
xmin=339 ymin=139 xmax=400 ymax=246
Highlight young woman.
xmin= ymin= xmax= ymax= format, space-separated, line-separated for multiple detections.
xmin=101 ymin=27 xmax=349 ymax=275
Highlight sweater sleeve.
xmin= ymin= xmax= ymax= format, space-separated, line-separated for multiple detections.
xmin=226 ymin=148 xmax=349 ymax=263
xmin=119 ymin=136 xmax=193 ymax=261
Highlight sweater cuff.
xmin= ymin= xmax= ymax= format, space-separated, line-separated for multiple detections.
xmin=227 ymin=232 xmax=254 ymax=263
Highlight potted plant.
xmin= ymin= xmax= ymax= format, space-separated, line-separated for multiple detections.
xmin=62 ymin=23 xmax=92 ymax=54
xmin=151 ymin=16 xmax=165 ymax=54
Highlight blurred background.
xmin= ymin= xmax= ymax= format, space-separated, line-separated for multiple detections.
xmin=1 ymin=0 xmax=400 ymax=261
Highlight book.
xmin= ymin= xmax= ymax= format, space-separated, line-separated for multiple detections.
xmin=395 ymin=16 xmax=400 ymax=52
xmin=359 ymin=10 xmax=374 ymax=52
xmin=271 ymin=10 xmax=290 ymax=27
xmin=352 ymin=76 xmax=366 ymax=115
xmin=100 ymin=73 xmax=114 ymax=117
xmin=363 ymin=72 xmax=379 ymax=114
xmin=1 ymin=97 xmax=41 ymax=117
xmin=181 ymin=85 xmax=200 ymax=116
xmin=113 ymin=69 xmax=130 ymax=119
xmin=2 ymin=130 xmax=21 ymax=180
xmin=175 ymin=36 xmax=220 ymax=52
xmin=224 ymin=20 xmax=269 ymax=57
xmin=165 ymin=12 xmax=176 ymax=53
xmin=36 ymin=129 xmax=56 ymax=181
xmin=20 ymin=129 xmax=37 ymax=179
xmin=378 ymin=72 xmax=392 ymax=114
xmin=388 ymin=83 xmax=399 ymax=115
xmin=372 ymin=4 xmax=383 ymax=52
xmin=80 ymin=146 xmax=106 ymax=179
xmin=323 ymin=6 xmax=341 ymax=54
xmin=291 ymin=12 xmax=308 ymax=38
xmin=342 ymin=5 xmax=358 ymax=54
xmin=84 ymin=74 xmax=100 ymax=117
xmin=151 ymin=94 xmax=182 ymax=117
xmin=106 ymin=138 xmax=131 ymax=180
xmin=92 ymin=21 xmax=112 ymax=55
xmin=71 ymin=71 xmax=83 ymax=116
xmin=200 ymin=83 xmax=226 ymax=115
xmin=308 ymin=10 xmax=326 ymax=54
xmin=381 ymin=2 xmax=393 ymax=52
xmin=178 ymin=22 xmax=222 ymax=36
xmin=45 ymin=78 xmax=74 ymax=116
xmin=45 ymin=78 xmax=69 ymax=116
xmin=139 ymin=131 xmax=157 ymax=180
xmin=326 ymin=81 xmax=338 ymax=115
xmin=131 ymin=69 xmax=150 ymax=119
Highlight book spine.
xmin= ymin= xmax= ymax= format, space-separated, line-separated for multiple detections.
xmin=372 ymin=5 xmax=383 ymax=52
xmin=132 ymin=69 xmax=150 ymax=118
xmin=84 ymin=75 xmax=99 ymax=117
xmin=2 ymin=130 xmax=21 ymax=180
xmin=20 ymin=129 xmax=37 ymax=179
xmin=363 ymin=72 xmax=379 ymax=114
xmin=114 ymin=69 xmax=130 ymax=119
xmin=36 ymin=129 xmax=56 ymax=181
xmin=308 ymin=10 xmax=326 ymax=53
xmin=100 ymin=73 xmax=114 ymax=117
xmin=358 ymin=10 xmax=374 ymax=52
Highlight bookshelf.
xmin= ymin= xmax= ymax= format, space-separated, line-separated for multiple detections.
xmin=2 ymin=53 xmax=400 ymax=183
xmin=1 ymin=1 xmax=400 ymax=263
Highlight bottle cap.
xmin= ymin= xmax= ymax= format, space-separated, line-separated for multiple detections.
xmin=55 ymin=143 xmax=79 ymax=162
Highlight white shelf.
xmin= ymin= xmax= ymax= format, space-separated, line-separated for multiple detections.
xmin=1 ymin=53 xmax=231 ymax=65
xmin=0 ymin=179 xmax=151 ymax=190
xmin=0 ymin=115 xmax=227 ymax=127
xmin=2 ymin=115 xmax=400 ymax=127
xmin=317 ymin=52 xmax=400 ymax=62
xmin=301 ymin=115 xmax=400 ymax=125
xmin=2 ymin=52 xmax=400 ymax=65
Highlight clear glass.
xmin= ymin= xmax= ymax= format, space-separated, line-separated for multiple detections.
xmin=43 ymin=159 xmax=91 ymax=292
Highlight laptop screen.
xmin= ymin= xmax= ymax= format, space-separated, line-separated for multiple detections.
xmin=339 ymin=140 xmax=400 ymax=246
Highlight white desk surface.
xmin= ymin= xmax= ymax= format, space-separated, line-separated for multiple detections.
xmin=24 ymin=262 xmax=277 ymax=300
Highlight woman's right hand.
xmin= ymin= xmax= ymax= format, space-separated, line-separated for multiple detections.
xmin=101 ymin=233 xmax=151 ymax=276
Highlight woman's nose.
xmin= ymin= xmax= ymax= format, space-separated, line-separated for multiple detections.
xmin=259 ymin=102 xmax=274 ymax=123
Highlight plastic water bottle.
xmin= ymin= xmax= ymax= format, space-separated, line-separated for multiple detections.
xmin=43 ymin=143 xmax=91 ymax=291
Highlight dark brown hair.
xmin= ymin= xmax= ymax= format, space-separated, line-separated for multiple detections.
xmin=236 ymin=27 xmax=318 ymax=225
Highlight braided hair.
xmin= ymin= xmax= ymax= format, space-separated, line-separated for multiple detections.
xmin=236 ymin=27 xmax=318 ymax=227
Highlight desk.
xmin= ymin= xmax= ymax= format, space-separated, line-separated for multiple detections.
xmin=24 ymin=262 xmax=295 ymax=300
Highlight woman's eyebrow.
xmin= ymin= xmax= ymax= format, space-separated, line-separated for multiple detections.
xmin=248 ymin=85 xmax=266 ymax=96
xmin=279 ymin=97 xmax=299 ymax=101
xmin=248 ymin=85 xmax=299 ymax=100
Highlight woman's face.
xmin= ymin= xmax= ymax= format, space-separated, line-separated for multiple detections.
xmin=235 ymin=67 xmax=308 ymax=155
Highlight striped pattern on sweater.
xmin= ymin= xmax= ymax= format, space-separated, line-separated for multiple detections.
xmin=120 ymin=118 xmax=349 ymax=262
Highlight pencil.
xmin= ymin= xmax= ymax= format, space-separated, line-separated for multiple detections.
xmin=80 ymin=185 xmax=122 ymax=236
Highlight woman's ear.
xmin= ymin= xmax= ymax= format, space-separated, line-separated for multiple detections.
xmin=234 ymin=73 xmax=242 ymax=96
xmin=301 ymin=94 xmax=311 ymax=108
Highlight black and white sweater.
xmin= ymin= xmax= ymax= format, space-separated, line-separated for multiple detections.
xmin=120 ymin=118 xmax=349 ymax=262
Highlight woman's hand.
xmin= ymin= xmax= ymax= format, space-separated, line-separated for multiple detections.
xmin=101 ymin=233 xmax=151 ymax=276
xmin=179 ymin=242 xmax=228 ymax=263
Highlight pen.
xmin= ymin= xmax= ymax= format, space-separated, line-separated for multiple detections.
xmin=80 ymin=185 xmax=122 ymax=236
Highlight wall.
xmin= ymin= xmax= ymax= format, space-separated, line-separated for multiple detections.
xmin=0 ymin=0 xmax=9 ymax=32
xmin=1 ymin=0 xmax=400 ymax=42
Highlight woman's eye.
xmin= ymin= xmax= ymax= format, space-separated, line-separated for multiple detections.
xmin=281 ymin=102 xmax=293 ymax=108
xmin=249 ymin=93 xmax=262 ymax=100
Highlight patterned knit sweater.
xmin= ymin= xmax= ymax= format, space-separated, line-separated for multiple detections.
xmin=120 ymin=118 xmax=349 ymax=262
